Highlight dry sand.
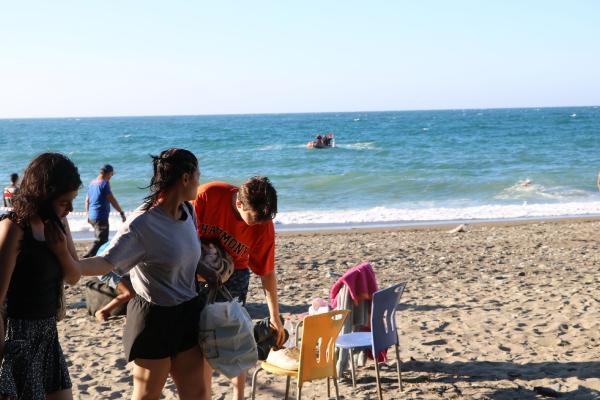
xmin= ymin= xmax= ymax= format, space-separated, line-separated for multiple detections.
xmin=60 ymin=218 xmax=600 ymax=399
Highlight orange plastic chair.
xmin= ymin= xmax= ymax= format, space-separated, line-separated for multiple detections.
xmin=250 ymin=309 xmax=350 ymax=400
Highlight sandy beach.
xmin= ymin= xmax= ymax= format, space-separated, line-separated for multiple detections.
xmin=60 ymin=218 xmax=600 ymax=399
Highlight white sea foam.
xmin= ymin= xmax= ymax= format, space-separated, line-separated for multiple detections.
xmin=257 ymin=143 xmax=286 ymax=151
xmin=275 ymin=201 xmax=600 ymax=228
xmin=495 ymin=179 xmax=591 ymax=201
xmin=341 ymin=142 xmax=378 ymax=150
xmin=5 ymin=200 xmax=600 ymax=241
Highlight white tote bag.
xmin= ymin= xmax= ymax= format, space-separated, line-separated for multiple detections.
xmin=198 ymin=286 xmax=258 ymax=378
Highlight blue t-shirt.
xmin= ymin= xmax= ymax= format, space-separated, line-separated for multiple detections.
xmin=87 ymin=179 xmax=112 ymax=221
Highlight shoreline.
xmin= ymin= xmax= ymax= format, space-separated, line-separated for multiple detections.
xmin=275 ymin=214 xmax=600 ymax=234
xmin=72 ymin=214 xmax=600 ymax=242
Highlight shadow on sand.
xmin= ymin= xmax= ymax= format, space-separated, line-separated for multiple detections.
xmin=246 ymin=302 xmax=308 ymax=319
xmin=403 ymin=358 xmax=600 ymax=399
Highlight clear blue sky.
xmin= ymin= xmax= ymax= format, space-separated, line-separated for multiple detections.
xmin=1 ymin=1 xmax=598 ymax=118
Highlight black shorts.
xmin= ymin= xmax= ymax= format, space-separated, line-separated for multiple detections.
xmin=123 ymin=295 xmax=202 ymax=362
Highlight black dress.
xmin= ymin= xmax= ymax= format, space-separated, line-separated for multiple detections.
xmin=0 ymin=213 xmax=72 ymax=399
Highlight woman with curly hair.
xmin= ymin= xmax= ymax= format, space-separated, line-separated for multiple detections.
xmin=0 ymin=152 xmax=82 ymax=399
xmin=46 ymin=148 xmax=209 ymax=400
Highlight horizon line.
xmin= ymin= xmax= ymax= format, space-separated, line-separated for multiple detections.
xmin=0 ymin=104 xmax=598 ymax=121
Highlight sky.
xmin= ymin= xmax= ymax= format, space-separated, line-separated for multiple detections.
xmin=1 ymin=1 xmax=599 ymax=118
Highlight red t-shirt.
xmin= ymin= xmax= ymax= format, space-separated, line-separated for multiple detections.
xmin=192 ymin=182 xmax=275 ymax=276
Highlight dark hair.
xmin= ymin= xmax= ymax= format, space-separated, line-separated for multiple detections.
xmin=100 ymin=164 xmax=114 ymax=174
xmin=238 ymin=176 xmax=277 ymax=222
xmin=12 ymin=153 xmax=82 ymax=221
xmin=142 ymin=148 xmax=198 ymax=210
xmin=10 ymin=173 xmax=18 ymax=184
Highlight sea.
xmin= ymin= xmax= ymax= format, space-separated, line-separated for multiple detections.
xmin=1 ymin=106 xmax=599 ymax=240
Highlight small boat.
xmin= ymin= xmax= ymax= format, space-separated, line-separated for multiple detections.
xmin=307 ymin=133 xmax=335 ymax=149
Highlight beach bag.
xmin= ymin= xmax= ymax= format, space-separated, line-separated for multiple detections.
xmin=196 ymin=240 xmax=234 ymax=285
xmin=253 ymin=316 xmax=290 ymax=360
xmin=198 ymin=286 xmax=258 ymax=378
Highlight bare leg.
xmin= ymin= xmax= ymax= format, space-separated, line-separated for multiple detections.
xmin=95 ymin=279 xmax=135 ymax=322
xmin=95 ymin=297 xmax=121 ymax=321
xmin=170 ymin=346 xmax=209 ymax=400
xmin=202 ymin=358 xmax=213 ymax=400
xmin=46 ymin=388 xmax=73 ymax=400
xmin=231 ymin=371 xmax=246 ymax=400
xmin=203 ymin=360 xmax=245 ymax=400
xmin=131 ymin=358 xmax=171 ymax=400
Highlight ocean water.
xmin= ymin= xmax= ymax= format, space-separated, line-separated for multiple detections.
xmin=1 ymin=106 xmax=599 ymax=239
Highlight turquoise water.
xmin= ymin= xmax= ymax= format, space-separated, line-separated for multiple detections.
xmin=1 ymin=106 xmax=599 ymax=237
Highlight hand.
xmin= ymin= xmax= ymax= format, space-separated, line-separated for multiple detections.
xmin=120 ymin=211 xmax=126 ymax=222
xmin=271 ymin=317 xmax=286 ymax=348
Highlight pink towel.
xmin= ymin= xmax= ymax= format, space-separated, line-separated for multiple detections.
xmin=330 ymin=261 xmax=378 ymax=309
xmin=330 ymin=262 xmax=386 ymax=362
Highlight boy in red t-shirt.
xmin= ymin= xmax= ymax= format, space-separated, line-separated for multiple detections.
xmin=193 ymin=176 xmax=284 ymax=400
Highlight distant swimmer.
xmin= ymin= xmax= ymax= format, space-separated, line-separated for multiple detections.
xmin=597 ymin=172 xmax=600 ymax=192
xmin=519 ymin=179 xmax=532 ymax=187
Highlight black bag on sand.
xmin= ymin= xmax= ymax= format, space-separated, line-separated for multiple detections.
xmin=84 ymin=280 xmax=127 ymax=317
xmin=254 ymin=316 xmax=289 ymax=360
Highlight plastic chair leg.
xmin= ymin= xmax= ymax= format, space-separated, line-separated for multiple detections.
xmin=296 ymin=384 xmax=301 ymax=400
xmin=333 ymin=376 xmax=341 ymax=400
xmin=250 ymin=367 xmax=263 ymax=400
xmin=395 ymin=343 xmax=403 ymax=391
xmin=348 ymin=348 xmax=357 ymax=388
xmin=285 ymin=376 xmax=291 ymax=399
xmin=374 ymin=361 xmax=383 ymax=400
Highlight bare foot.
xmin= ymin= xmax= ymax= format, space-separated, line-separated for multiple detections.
xmin=95 ymin=309 xmax=110 ymax=322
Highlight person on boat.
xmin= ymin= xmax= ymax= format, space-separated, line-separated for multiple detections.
xmin=315 ymin=134 xmax=323 ymax=147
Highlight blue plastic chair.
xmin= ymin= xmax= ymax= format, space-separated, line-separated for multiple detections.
xmin=335 ymin=282 xmax=406 ymax=400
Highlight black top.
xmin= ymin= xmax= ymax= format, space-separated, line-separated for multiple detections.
xmin=3 ymin=213 xmax=63 ymax=319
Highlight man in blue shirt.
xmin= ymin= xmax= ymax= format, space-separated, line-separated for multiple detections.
xmin=83 ymin=164 xmax=126 ymax=258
